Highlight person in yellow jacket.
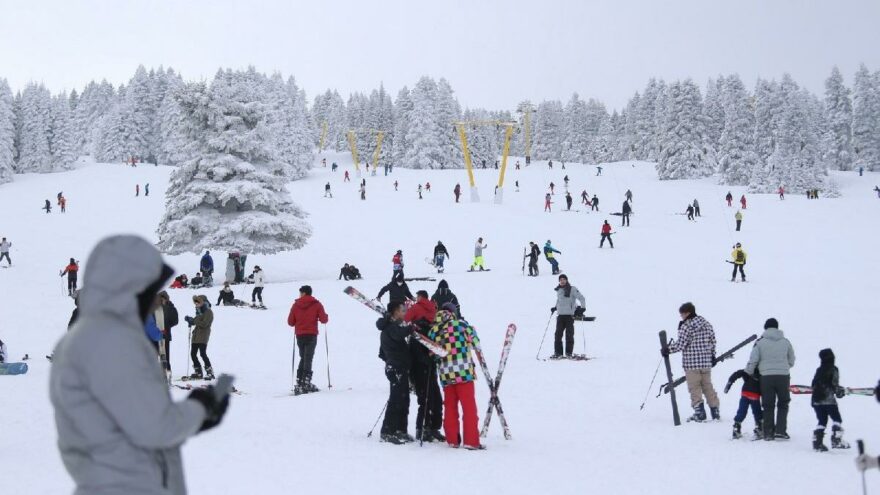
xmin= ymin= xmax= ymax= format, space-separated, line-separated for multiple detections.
xmin=735 ymin=210 xmax=743 ymax=231
xmin=731 ymin=243 xmax=746 ymax=282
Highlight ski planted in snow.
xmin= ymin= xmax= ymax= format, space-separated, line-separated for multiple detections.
xmin=659 ymin=330 xmax=682 ymax=426
xmin=659 ymin=334 xmax=757 ymax=396
xmin=481 ymin=324 xmax=517 ymax=439
xmin=472 ymin=338 xmax=512 ymax=440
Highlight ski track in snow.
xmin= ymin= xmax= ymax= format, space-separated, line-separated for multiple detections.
xmin=1 ymin=154 xmax=878 ymax=494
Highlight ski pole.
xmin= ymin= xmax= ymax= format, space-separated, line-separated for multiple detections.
xmin=858 ymin=440 xmax=866 ymax=495
xmin=185 ymin=324 xmax=192 ymax=378
xmin=291 ymin=335 xmax=297 ymax=392
xmin=639 ymin=358 xmax=663 ymax=410
xmin=324 ymin=324 xmax=332 ymax=389
xmin=535 ymin=311 xmax=554 ymax=360
xmin=367 ymin=401 xmax=388 ymax=438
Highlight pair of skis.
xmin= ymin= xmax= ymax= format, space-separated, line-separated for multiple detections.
xmin=658 ymin=333 xmax=758 ymax=397
xmin=790 ymin=385 xmax=875 ymax=396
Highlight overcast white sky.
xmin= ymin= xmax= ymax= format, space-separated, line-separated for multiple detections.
xmin=2 ymin=0 xmax=879 ymax=110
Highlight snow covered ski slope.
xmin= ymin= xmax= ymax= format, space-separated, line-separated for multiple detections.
xmin=0 ymin=154 xmax=878 ymax=494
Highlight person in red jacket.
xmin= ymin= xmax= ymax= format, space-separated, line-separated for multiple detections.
xmin=740 ymin=194 xmax=747 ymax=209
xmin=404 ymin=291 xmax=445 ymax=443
xmin=600 ymin=220 xmax=614 ymax=249
xmin=60 ymin=258 xmax=79 ymax=296
xmin=287 ymin=285 xmax=329 ymax=395
xmin=778 ymin=186 xmax=785 ymax=200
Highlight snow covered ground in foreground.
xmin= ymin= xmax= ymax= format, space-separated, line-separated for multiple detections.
xmin=1 ymin=154 xmax=878 ymax=494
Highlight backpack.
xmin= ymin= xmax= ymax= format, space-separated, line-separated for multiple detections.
xmin=736 ymin=250 xmax=745 ymax=263
xmin=165 ymin=304 xmax=179 ymax=328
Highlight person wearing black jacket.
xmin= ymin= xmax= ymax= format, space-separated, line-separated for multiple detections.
xmin=430 ymin=279 xmax=461 ymax=318
xmin=338 ymin=263 xmax=362 ymax=280
xmin=376 ymin=273 xmax=414 ymax=304
xmin=811 ymin=348 xmax=849 ymax=451
xmin=376 ymin=301 xmax=414 ymax=445
xmin=157 ymin=291 xmax=179 ymax=374
xmin=404 ymin=291 xmax=445 ymax=443
xmin=432 ymin=242 xmax=450 ymax=273
xmin=621 ymin=200 xmax=632 ymax=227
xmin=725 ymin=369 xmax=763 ymax=440
xmin=525 ymin=242 xmax=540 ymax=276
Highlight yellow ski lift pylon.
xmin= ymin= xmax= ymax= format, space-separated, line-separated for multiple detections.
xmin=346 ymin=128 xmax=386 ymax=174
xmin=454 ymin=120 xmax=518 ymax=204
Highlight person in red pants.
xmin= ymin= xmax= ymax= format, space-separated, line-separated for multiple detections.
xmin=429 ymin=303 xmax=484 ymax=450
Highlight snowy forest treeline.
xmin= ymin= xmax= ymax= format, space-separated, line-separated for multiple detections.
xmin=1 ymin=64 xmax=879 ymax=193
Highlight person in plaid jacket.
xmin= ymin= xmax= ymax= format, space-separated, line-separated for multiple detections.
xmin=428 ymin=303 xmax=484 ymax=450
xmin=663 ymin=302 xmax=720 ymax=422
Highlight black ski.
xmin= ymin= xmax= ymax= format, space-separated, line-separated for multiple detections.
xmin=659 ymin=330 xmax=682 ymax=426
xmin=658 ymin=334 xmax=758 ymax=396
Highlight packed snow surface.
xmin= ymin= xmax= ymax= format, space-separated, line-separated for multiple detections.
xmin=1 ymin=154 xmax=878 ymax=494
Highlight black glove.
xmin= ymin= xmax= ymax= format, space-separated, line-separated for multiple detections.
xmin=711 ymin=356 xmax=717 ymax=366
xmin=188 ymin=387 xmax=230 ymax=432
xmin=723 ymin=382 xmax=732 ymax=394
xmin=550 ymin=307 xmax=556 ymax=314
xmin=574 ymin=306 xmax=586 ymax=317
xmin=660 ymin=348 xmax=670 ymax=357
xmin=835 ymin=386 xmax=846 ymax=399
xmin=184 ymin=316 xmax=193 ymax=324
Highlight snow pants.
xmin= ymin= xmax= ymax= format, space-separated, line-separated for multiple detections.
xmin=443 ymin=381 xmax=480 ymax=448
xmin=554 ymin=315 xmax=575 ymax=356
xmin=411 ymin=361 xmax=443 ymax=432
xmin=527 ymin=259 xmax=538 ymax=276
xmin=296 ymin=335 xmax=317 ymax=378
xmin=162 ymin=337 xmax=171 ymax=372
xmin=251 ymin=286 xmax=263 ymax=303
xmin=0 ymin=252 xmax=10 ymax=264
xmin=733 ymin=396 xmax=763 ymax=424
xmin=736 ymin=220 xmax=742 ymax=231
xmin=382 ymin=364 xmax=410 ymax=435
xmin=434 ymin=255 xmax=445 ymax=271
xmin=760 ymin=374 xmax=790 ymax=437
xmin=67 ymin=274 xmax=78 ymax=294
xmin=600 ymin=233 xmax=613 ymax=248
xmin=547 ymin=257 xmax=559 ymax=274
xmin=813 ymin=404 xmax=842 ymax=428
xmin=622 ymin=213 xmax=630 ymax=227
xmin=471 ymin=256 xmax=485 ymax=270
xmin=190 ymin=343 xmax=212 ymax=371
xmin=685 ymin=369 xmax=720 ymax=408
xmin=731 ymin=263 xmax=745 ymax=281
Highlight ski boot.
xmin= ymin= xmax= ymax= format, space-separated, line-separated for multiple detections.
xmin=831 ymin=425 xmax=850 ymax=449
xmin=205 ymin=367 xmax=215 ymax=381
xmin=187 ymin=367 xmax=204 ymax=381
xmin=380 ymin=432 xmax=405 ymax=445
xmin=710 ymin=407 xmax=721 ymax=421
xmin=813 ymin=428 xmax=829 ymax=452
xmin=292 ymin=371 xmax=304 ymax=395
xmin=753 ymin=427 xmax=764 ymax=440
xmin=687 ymin=403 xmax=707 ymax=423
xmin=775 ymin=432 xmax=790 ymax=440
xmin=464 ymin=444 xmax=487 ymax=450
xmin=732 ymin=422 xmax=742 ymax=439
xmin=430 ymin=429 xmax=446 ymax=443
xmin=396 ymin=431 xmax=415 ymax=443
xmin=548 ymin=354 xmax=564 ymax=360
xmin=304 ymin=372 xmax=319 ymax=393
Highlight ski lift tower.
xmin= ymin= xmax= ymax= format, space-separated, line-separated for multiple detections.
xmin=454 ymin=120 xmax=518 ymax=204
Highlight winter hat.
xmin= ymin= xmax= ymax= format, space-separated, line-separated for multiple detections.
xmin=558 ymin=274 xmax=568 ymax=281
xmin=437 ymin=279 xmax=449 ymax=290
xmin=764 ymin=318 xmax=778 ymax=330
xmin=819 ymin=348 xmax=835 ymax=366
xmin=441 ymin=302 xmax=458 ymax=314
xmin=679 ymin=302 xmax=696 ymax=315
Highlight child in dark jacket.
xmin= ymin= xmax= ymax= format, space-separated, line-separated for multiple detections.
xmin=811 ymin=349 xmax=849 ymax=451
xmin=725 ymin=369 xmax=763 ymax=439
xmin=376 ymin=301 xmax=414 ymax=445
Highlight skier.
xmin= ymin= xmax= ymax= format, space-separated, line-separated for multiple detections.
xmin=745 ymin=318 xmax=795 ymax=440
xmin=431 ymin=279 xmax=461 ymax=318
xmin=144 ymin=183 xmax=150 ymax=196
xmin=621 ymin=200 xmax=632 ymax=227
xmin=724 ymin=368 xmax=763 ymax=440
xmin=565 ymin=192 xmax=573 ymax=211
xmin=324 ymin=182 xmax=332 ymax=198
xmin=157 ymin=290 xmax=178 ymax=376
xmin=581 ymin=190 xmax=589 ymax=205
xmin=515 ymin=160 xmax=521 ymax=170
xmin=376 ymin=301 xmax=415 ymax=444
xmin=60 ymin=196 xmax=67 ymax=212
xmin=599 ymin=221 xmax=614 ymax=248
xmin=874 ymin=185 xmax=880 ymax=198
xmin=693 ymin=199 xmax=701 ymax=217
xmin=524 ymin=242 xmax=540 ymax=276
xmin=433 ymin=241 xmax=450 ymax=273
xmin=428 ymin=303 xmax=484 ymax=449
xmin=543 ymin=240 xmax=562 ymax=275
xmin=48 ymin=236 xmax=229 ymax=495
xmin=44 ymin=199 xmax=52 ymax=213
xmin=394 ymin=180 xmax=399 ymax=191
xmin=376 ymin=273 xmax=415 ymax=304
xmin=550 ymin=274 xmax=586 ymax=358
xmin=344 ymin=170 xmax=350 ymax=182
xmin=200 ymin=250 xmax=214 ymax=285
xmin=338 ymin=263 xmax=362 ymax=280
xmin=625 ymin=189 xmax=633 ymax=202
xmin=515 ymin=180 xmax=520 ymax=192
xmin=425 ymin=182 xmax=431 ymax=192
xmin=60 ymin=258 xmax=79 ymax=296
xmin=549 ymin=182 xmax=555 ymax=195
xmin=544 ymin=193 xmax=552 ymax=212
xmin=57 ymin=191 xmax=63 ymax=204
xmin=730 ymin=243 xmax=746 ymax=282
xmin=740 ymin=194 xmax=747 ymax=209
xmin=684 ymin=203 xmax=695 ymax=221
xmin=662 ymin=302 xmax=720 ymax=422
xmin=251 ymin=266 xmax=264 ymax=307
xmin=725 ymin=191 xmax=733 ymax=207
xmin=216 ymin=282 xmax=244 ymax=306
xmin=322 ymin=158 xmax=326 ymax=168
xmin=591 ymin=194 xmax=599 ymax=212
xmin=0 ymin=237 xmax=11 ymax=266
xmin=469 ymin=237 xmax=488 ymax=271
xmin=135 ymin=184 xmax=139 ymax=197
xmin=548 ymin=160 xmax=553 ymax=169
xmin=0 ymin=338 xmax=5 ymax=363
xmin=286 ymin=285 xmax=329 ymax=395
xmin=735 ymin=210 xmax=743 ymax=231
xmin=596 ymin=166 xmax=603 ymax=176
xmin=184 ymin=295 xmax=215 ymax=380
xmin=391 ymin=250 xmax=404 ymax=278
xmin=359 ymin=183 xmax=366 ymax=200
xmin=404 ymin=291 xmax=445 ymax=443
xmin=418 ymin=184 xmax=423 ymax=199
xmin=778 ymin=186 xmax=785 ymax=200
xmin=810 ymin=348 xmax=849 ymax=451
xmin=563 ymin=175 xmax=570 ymax=189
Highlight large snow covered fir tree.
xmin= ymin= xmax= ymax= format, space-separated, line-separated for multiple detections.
xmin=156 ymin=69 xmax=312 ymax=255
xmin=718 ymin=75 xmax=760 ymax=185
xmin=0 ymin=79 xmax=14 ymax=184
xmin=852 ymin=64 xmax=880 ymax=171
xmin=656 ymin=79 xmax=715 ymax=180
xmin=822 ymin=67 xmax=854 ymax=171
xmin=403 ymin=77 xmax=443 ymax=169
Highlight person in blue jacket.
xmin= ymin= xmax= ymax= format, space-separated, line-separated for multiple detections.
xmin=144 ymin=313 xmax=164 ymax=354
xmin=543 ymin=240 xmax=562 ymax=275
xmin=200 ymin=251 xmax=214 ymax=285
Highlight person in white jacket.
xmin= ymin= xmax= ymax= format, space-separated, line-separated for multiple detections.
xmin=251 ymin=265 xmax=265 ymax=307
xmin=0 ymin=237 xmax=11 ymax=266
xmin=49 ymin=235 xmax=230 ymax=495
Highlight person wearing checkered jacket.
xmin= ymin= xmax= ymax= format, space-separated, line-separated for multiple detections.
xmin=663 ymin=302 xmax=720 ymax=422
xmin=429 ymin=305 xmax=484 ymax=450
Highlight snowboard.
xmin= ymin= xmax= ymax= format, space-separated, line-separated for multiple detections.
xmin=790 ymin=385 xmax=875 ymax=396
xmin=249 ymin=304 xmax=267 ymax=310
xmin=343 ymin=286 xmax=448 ymax=357
xmin=0 ymin=362 xmax=28 ymax=375
xmin=466 ymin=269 xmax=491 ymax=272
xmin=172 ymin=382 xmax=244 ymax=395
xmin=659 ymin=334 xmax=757 ymax=396
xmin=404 ymin=277 xmax=436 ymax=282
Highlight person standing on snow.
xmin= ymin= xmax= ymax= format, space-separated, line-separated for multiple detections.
xmin=344 ymin=170 xmax=350 ymax=182
xmin=60 ymin=258 xmax=79 ymax=296
xmin=404 ymin=291 xmax=445 ymax=443
xmin=693 ymin=199 xmax=701 ymax=217
xmin=49 ymin=235 xmax=229 ymax=495
xmin=429 ymin=303 xmax=484 ymax=449
xmin=740 ymin=194 xmax=747 ymax=209
xmin=470 ymin=238 xmax=488 ymax=271
xmin=565 ymin=191 xmax=573 ymax=211
xmin=431 ymin=280 xmax=461 ymax=318
xmin=621 ymin=200 xmax=632 ymax=226
xmin=725 ymin=191 xmax=733 ymax=207
xmin=543 ymin=240 xmax=562 ymax=275
xmin=662 ymin=302 xmax=720 ymax=422
xmin=184 ymin=295 xmax=215 ymax=380
xmin=735 ymin=210 xmax=743 ymax=231
xmin=135 ymin=184 xmax=140 ymax=197
xmin=625 ymin=189 xmax=633 ymax=202
xmin=685 ymin=204 xmax=695 ymax=221
xmin=157 ymin=290 xmax=178 ymax=377
xmin=324 ymin=182 xmax=333 ymax=198
xmin=591 ymin=195 xmax=599 ymax=212
xmin=0 ymin=237 xmax=11 ymax=266
xmin=581 ymin=190 xmax=589 ymax=205
xmin=44 ymin=199 xmax=52 ymax=213
xmin=810 ymin=348 xmax=849 ymax=451
xmin=563 ymin=175 xmax=570 ymax=190
xmin=724 ymin=368 xmax=763 ymax=440
xmin=599 ymin=221 xmax=614 ymax=248
xmin=287 ymin=285 xmax=329 ymax=395
xmin=433 ymin=242 xmax=450 ymax=273
xmin=778 ymin=186 xmax=785 ymax=200
xmin=730 ymin=243 xmax=746 ymax=282
xmin=745 ymin=318 xmax=795 ymax=440
xmin=251 ymin=266 xmax=265 ymax=307
xmin=550 ymin=274 xmax=586 ymax=358
xmin=376 ymin=301 xmax=415 ymax=444
xmin=60 ymin=196 xmax=67 ymax=213
xmin=391 ymin=250 xmax=404 ymax=278
xmin=544 ymin=193 xmax=552 ymax=212
xmin=524 ymin=241 xmax=540 ymax=276
xmin=418 ymin=184 xmax=423 ymax=199
xmin=454 ymin=183 xmax=461 ymax=203
xmin=144 ymin=183 xmax=150 ymax=197
xmin=377 ymin=273 xmax=415 ymax=305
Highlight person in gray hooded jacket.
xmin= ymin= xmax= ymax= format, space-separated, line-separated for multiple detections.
xmin=49 ymin=235 xmax=230 ymax=495
xmin=745 ymin=317 xmax=795 ymax=440
xmin=550 ymin=274 xmax=586 ymax=358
